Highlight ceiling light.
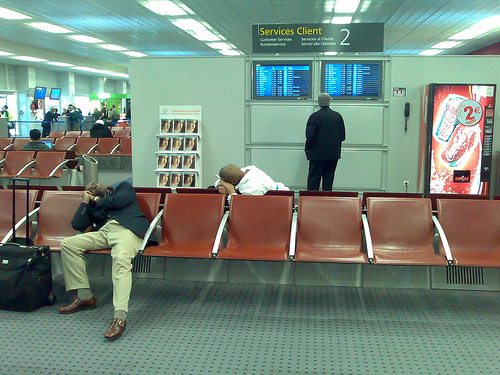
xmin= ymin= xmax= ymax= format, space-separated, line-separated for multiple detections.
xmin=122 ymin=51 xmax=148 ymax=57
xmin=27 ymin=22 xmax=73 ymax=33
xmin=419 ymin=49 xmax=443 ymax=56
xmin=46 ymin=62 xmax=75 ymax=67
xmin=97 ymin=93 xmax=111 ymax=100
xmin=431 ymin=41 xmax=461 ymax=49
xmin=141 ymin=1 xmax=187 ymax=16
xmin=172 ymin=18 xmax=206 ymax=32
xmin=207 ymin=42 xmax=232 ymax=50
xmin=98 ymin=44 xmax=128 ymax=51
xmin=68 ymin=35 xmax=105 ymax=43
xmin=191 ymin=31 xmax=221 ymax=41
xmin=450 ymin=15 xmax=500 ymax=40
xmin=111 ymin=73 xmax=130 ymax=78
xmin=324 ymin=51 xmax=338 ymax=56
xmin=0 ymin=51 xmax=15 ymax=56
xmin=219 ymin=50 xmax=240 ymax=56
xmin=334 ymin=0 xmax=361 ymax=13
xmin=72 ymin=66 xmax=103 ymax=73
xmin=11 ymin=56 xmax=48 ymax=62
xmin=324 ymin=1 xmax=334 ymax=12
xmin=0 ymin=7 xmax=31 ymax=19
xmin=360 ymin=0 xmax=372 ymax=12
xmin=331 ymin=16 xmax=352 ymax=24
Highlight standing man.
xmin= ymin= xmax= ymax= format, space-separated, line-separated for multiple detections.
xmin=305 ymin=93 xmax=346 ymax=191
xmin=41 ymin=107 xmax=59 ymax=138
xmin=58 ymin=181 xmax=150 ymax=341
xmin=67 ymin=104 xmax=83 ymax=131
xmin=2 ymin=105 xmax=15 ymax=136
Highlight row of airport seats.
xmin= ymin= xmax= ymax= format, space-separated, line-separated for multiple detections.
xmin=0 ymin=138 xmax=131 ymax=159
xmin=46 ymin=129 xmax=131 ymax=139
xmin=0 ymin=189 xmax=498 ymax=268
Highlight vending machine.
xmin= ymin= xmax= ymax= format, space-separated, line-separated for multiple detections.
xmin=421 ymin=83 xmax=496 ymax=195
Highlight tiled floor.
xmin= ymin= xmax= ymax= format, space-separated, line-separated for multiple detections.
xmin=1 ymin=275 xmax=499 ymax=374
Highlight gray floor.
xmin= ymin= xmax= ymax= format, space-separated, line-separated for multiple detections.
xmin=1 ymin=275 xmax=499 ymax=375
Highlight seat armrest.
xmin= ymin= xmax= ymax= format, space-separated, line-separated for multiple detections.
xmin=288 ymin=211 xmax=298 ymax=260
xmin=87 ymin=144 xmax=98 ymax=154
xmin=0 ymin=207 xmax=40 ymax=244
xmin=48 ymin=160 xmax=70 ymax=178
xmin=361 ymin=214 xmax=374 ymax=263
xmin=211 ymin=211 xmax=229 ymax=258
xmin=15 ymin=160 xmax=36 ymax=176
xmin=432 ymin=216 xmax=454 ymax=265
xmin=110 ymin=144 xmax=120 ymax=154
xmin=138 ymin=209 xmax=163 ymax=254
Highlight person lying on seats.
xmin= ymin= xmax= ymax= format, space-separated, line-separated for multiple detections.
xmin=215 ymin=164 xmax=289 ymax=200
xmin=58 ymin=181 xmax=150 ymax=341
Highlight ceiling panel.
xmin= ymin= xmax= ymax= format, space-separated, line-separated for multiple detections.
xmin=0 ymin=0 xmax=499 ymax=77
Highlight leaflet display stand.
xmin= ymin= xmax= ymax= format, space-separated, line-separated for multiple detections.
xmin=156 ymin=106 xmax=202 ymax=188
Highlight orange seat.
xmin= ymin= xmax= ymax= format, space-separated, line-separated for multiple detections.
xmin=95 ymin=138 xmax=119 ymax=155
xmin=118 ymin=138 xmax=131 ymax=155
xmin=366 ymin=198 xmax=447 ymax=265
xmin=0 ymin=138 xmax=13 ymax=150
xmin=299 ymin=190 xmax=358 ymax=197
xmin=216 ymin=195 xmax=293 ymax=261
xmin=11 ymin=138 xmax=31 ymax=151
xmin=26 ymin=152 xmax=69 ymax=179
xmin=134 ymin=187 xmax=171 ymax=203
xmin=429 ymin=193 xmax=489 ymax=211
xmin=48 ymin=131 xmax=65 ymax=138
xmin=32 ymin=191 xmax=83 ymax=251
xmin=74 ymin=138 xmax=97 ymax=155
xmin=0 ymin=151 xmax=35 ymax=178
xmin=114 ymin=130 xmax=131 ymax=138
xmin=64 ymin=131 xmax=81 ymax=138
xmin=81 ymin=131 xmax=90 ymax=138
xmin=0 ymin=190 xmax=37 ymax=242
xmin=54 ymin=137 xmax=77 ymax=151
xmin=295 ymin=197 xmax=367 ymax=263
xmin=175 ymin=188 xmax=218 ymax=194
xmin=362 ymin=192 xmax=423 ymax=209
xmin=437 ymin=199 xmax=500 ymax=267
xmin=143 ymin=194 xmax=225 ymax=258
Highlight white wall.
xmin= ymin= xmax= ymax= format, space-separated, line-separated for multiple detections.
xmin=130 ymin=57 xmax=246 ymax=187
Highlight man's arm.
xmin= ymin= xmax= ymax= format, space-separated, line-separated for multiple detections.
xmin=95 ymin=182 xmax=135 ymax=211
xmin=305 ymin=114 xmax=317 ymax=152
xmin=70 ymin=191 xmax=94 ymax=231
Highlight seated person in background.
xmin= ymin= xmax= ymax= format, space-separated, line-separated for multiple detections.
xmin=215 ymin=164 xmax=289 ymax=199
xmin=58 ymin=181 xmax=150 ymax=341
xmin=21 ymin=129 xmax=51 ymax=150
xmin=90 ymin=119 xmax=113 ymax=138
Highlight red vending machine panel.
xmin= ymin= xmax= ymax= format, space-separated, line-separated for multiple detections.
xmin=426 ymin=84 xmax=496 ymax=195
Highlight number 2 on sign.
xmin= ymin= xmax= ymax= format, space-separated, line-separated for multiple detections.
xmin=340 ymin=28 xmax=350 ymax=45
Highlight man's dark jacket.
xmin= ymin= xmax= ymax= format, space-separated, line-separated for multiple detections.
xmin=90 ymin=123 xmax=113 ymax=138
xmin=305 ymin=106 xmax=346 ymax=161
xmin=71 ymin=182 xmax=149 ymax=239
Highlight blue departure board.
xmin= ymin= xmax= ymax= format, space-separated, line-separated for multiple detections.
xmin=254 ymin=63 xmax=311 ymax=99
xmin=323 ymin=62 xmax=382 ymax=100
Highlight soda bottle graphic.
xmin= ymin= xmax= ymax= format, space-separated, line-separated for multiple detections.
xmin=434 ymin=95 xmax=467 ymax=142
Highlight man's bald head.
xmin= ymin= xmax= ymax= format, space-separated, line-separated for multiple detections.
xmin=219 ymin=164 xmax=244 ymax=185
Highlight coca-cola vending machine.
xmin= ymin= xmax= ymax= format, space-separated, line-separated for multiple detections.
xmin=421 ymin=83 xmax=496 ymax=195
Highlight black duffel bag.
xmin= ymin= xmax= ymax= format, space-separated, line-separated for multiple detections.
xmin=0 ymin=243 xmax=56 ymax=312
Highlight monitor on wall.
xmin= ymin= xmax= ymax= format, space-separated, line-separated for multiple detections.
xmin=253 ymin=61 xmax=311 ymax=100
xmin=34 ymin=86 xmax=47 ymax=99
xmin=322 ymin=61 xmax=383 ymax=100
xmin=50 ymin=88 xmax=61 ymax=100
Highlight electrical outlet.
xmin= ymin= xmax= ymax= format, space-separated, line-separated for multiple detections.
xmin=403 ymin=181 xmax=410 ymax=186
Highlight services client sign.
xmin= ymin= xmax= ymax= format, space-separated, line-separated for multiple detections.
xmin=252 ymin=23 xmax=383 ymax=54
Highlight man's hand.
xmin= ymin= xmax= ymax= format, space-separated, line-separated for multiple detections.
xmin=217 ymin=181 xmax=236 ymax=196
xmin=83 ymin=191 xmax=100 ymax=204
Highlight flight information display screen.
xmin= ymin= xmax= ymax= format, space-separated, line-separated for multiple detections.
xmin=323 ymin=62 xmax=382 ymax=100
xmin=254 ymin=62 xmax=311 ymax=100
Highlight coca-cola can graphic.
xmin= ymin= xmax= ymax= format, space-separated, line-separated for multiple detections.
xmin=433 ymin=94 xmax=467 ymax=142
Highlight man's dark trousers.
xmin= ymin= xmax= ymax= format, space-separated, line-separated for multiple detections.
xmin=307 ymin=159 xmax=339 ymax=191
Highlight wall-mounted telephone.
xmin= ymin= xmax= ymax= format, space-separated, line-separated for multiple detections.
xmin=404 ymin=102 xmax=410 ymax=132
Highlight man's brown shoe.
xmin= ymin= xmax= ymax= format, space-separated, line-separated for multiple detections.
xmin=58 ymin=296 xmax=96 ymax=314
xmin=105 ymin=318 xmax=126 ymax=340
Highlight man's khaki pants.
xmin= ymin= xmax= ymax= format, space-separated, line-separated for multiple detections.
xmin=60 ymin=220 xmax=143 ymax=313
